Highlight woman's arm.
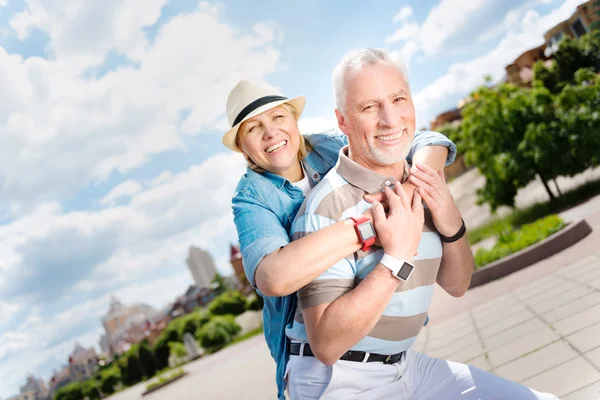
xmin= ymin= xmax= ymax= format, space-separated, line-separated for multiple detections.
xmin=237 ymin=137 xmax=456 ymax=298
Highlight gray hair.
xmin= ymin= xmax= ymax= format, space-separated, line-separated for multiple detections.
xmin=332 ymin=48 xmax=410 ymax=114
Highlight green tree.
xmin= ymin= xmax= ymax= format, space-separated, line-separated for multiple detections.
xmin=208 ymin=291 xmax=247 ymax=316
xmin=80 ymin=379 xmax=101 ymax=400
xmin=123 ymin=352 xmax=143 ymax=386
xmin=196 ymin=315 xmax=241 ymax=353
xmin=591 ymin=0 xmax=600 ymax=31
xmin=153 ymin=322 xmax=182 ymax=369
xmin=212 ymin=272 xmax=230 ymax=295
xmin=138 ymin=340 xmax=158 ymax=378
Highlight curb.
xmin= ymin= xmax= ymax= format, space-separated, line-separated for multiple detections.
xmin=469 ymin=219 xmax=593 ymax=289
xmin=142 ymin=371 xmax=188 ymax=396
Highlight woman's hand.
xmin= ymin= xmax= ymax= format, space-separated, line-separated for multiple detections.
xmin=408 ymin=163 xmax=462 ymax=237
xmin=371 ymin=183 xmax=423 ymax=261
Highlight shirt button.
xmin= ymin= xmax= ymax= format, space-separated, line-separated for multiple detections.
xmin=313 ymin=174 xmax=319 ymax=179
xmin=384 ymin=180 xmax=392 ymax=186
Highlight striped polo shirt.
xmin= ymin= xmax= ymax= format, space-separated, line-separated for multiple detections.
xmin=285 ymin=147 xmax=443 ymax=355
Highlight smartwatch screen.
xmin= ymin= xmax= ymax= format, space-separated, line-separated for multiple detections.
xmin=358 ymin=222 xmax=375 ymax=240
xmin=397 ymin=263 xmax=414 ymax=280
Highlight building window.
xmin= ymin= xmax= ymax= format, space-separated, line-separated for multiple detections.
xmin=571 ymin=18 xmax=588 ymax=38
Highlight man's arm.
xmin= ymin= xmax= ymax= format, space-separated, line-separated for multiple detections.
xmin=437 ymin=236 xmax=474 ymax=297
xmin=302 ymin=185 xmax=424 ymax=365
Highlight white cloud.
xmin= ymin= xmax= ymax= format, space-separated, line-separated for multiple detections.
xmin=0 ymin=302 xmax=20 ymax=327
xmin=385 ymin=0 xmax=553 ymax=65
xmin=100 ymin=180 xmax=143 ymax=205
xmin=413 ymin=0 xmax=588 ymax=127
xmin=0 ymin=2 xmax=281 ymax=212
xmin=393 ymin=6 xmax=413 ymax=23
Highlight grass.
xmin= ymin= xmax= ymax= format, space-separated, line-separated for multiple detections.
xmin=474 ymin=215 xmax=566 ymax=268
xmin=468 ymin=177 xmax=600 ymax=245
xmin=226 ymin=326 xmax=264 ymax=348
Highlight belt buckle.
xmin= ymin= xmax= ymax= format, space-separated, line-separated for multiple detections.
xmin=383 ymin=355 xmax=394 ymax=365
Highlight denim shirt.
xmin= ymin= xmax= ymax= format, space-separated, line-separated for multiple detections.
xmin=231 ymin=130 xmax=456 ymax=399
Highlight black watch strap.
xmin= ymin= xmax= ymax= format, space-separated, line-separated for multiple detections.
xmin=439 ymin=218 xmax=466 ymax=243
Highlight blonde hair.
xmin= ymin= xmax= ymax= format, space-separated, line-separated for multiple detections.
xmin=236 ymin=103 xmax=312 ymax=173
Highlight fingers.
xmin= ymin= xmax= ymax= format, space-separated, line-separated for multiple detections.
xmin=412 ymin=188 xmax=423 ymax=213
xmin=414 ymin=162 xmax=439 ymax=178
xmin=383 ymin=186 xmax=403 ymax=215
xmin=371 ymin=201 xmax=386 ymax=226
xmin=438 ymin=169 xmax=447 ymax=184
xmin=364 ymin=191 xmax=385 ymax=203
xmin=417 ymin=185 xmax=438 ymax=209
xmin=393 ymin=181 xmax=411 ymax=210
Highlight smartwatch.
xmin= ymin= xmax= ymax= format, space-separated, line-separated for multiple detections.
xmin=379 ymin=254 xmax=415 ymax=281
xmin=349 ymin=216 xmax=376 ymax=252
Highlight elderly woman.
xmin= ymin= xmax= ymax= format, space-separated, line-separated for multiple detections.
xmin=223 ymin=79 xmax=456 ymax=399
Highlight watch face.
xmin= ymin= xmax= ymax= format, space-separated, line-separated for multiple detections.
xmin=397 ymin=263 xmax=414 ymax=280
xmin=358 ymin=222 xmax=375 ymax=240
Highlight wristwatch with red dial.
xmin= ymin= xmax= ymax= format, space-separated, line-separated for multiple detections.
xmin=349 ymin=216 xmax=376 ymax=252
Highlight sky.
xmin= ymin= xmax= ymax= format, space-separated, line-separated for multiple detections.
xmin=0 ymin=0 xmax=588 ymax=396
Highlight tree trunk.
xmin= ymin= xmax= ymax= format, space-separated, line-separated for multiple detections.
xmin=553 ymin=178 xmax=563 ymax=196
xmin=535 ymin=170 xmax=556 ymax=201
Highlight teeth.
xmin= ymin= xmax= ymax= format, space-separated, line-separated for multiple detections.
xmin=376 ymin=132 xmax=403 ymax=141
xmin=265 ymin=140 xmax=287 ymax=153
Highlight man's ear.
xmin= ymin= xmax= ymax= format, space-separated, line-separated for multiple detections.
xmin=335 ymin=109 xmax=349 ymax=137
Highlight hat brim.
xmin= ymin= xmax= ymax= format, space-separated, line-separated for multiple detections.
xmin=222 ymin=95 xmax=306 ymax=153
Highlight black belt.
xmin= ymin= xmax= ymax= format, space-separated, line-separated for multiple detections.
xmin=289 ymin=342 xmax=404 ymax=365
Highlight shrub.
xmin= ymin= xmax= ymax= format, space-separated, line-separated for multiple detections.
xmin=98 ymin=365 xmax=121 ymax=395
xmin=245 ymin=295 xmax=262 ymax=311
xmin=53 ymin=382 xmax=83 ymax=400
xmin=196 ymin=315 xmax=241 ymax=353
xmin=168 ymin=341 xmax=188 ymax=358
xmin=80 ymin=380 xmax=101 ymax=400
xmin=138 ymin=340 xmax=158 ymax=378
xmin=154 ymin=325 xmax=181 ymax=369
xmin=178 ymin=309 xmax=211 ymax=337
xmin=475 ymin=215 xmax=566 ymax=267
xmin=123 ymin=352 xmax=143 ymax=386
xmin=208 ymin=291 xmax=247 ymax=316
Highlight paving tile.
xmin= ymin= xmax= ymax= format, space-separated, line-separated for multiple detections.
xmin=557 ymin=255 xmax=599 ymax=278
xmin=553 ymin=303 xmax=600 ymax=336
xmin=524 ymin=281 xmax=578 ymax=307
xmin=522 ymin=358 xmax=600 ymax=397
xmin=487 ymin=326 xmax=559 ymax=367
xmin=562 ymin=380 xmax=600 ymax=400
xmin=567 ymin=322 xmax=600 ymax=353
xmin=513 ymin=278 xmax=565 ymax=301
xmin=589 ymin=277 xmax=600 ymax=290
xmin=479 ymin=309 xmax=535 ymax=339
xmin=427 ymin=328 xmax=478 ymax=352
xmin=542 ymin=292 xmax=600 ymax=324
xmin=428 ymin=314 xmax=473 ymax=340
xmin=472 ymin=303 xmax=528 ymax=330
xmin=494 ymin=340 xmax=578 ymax=382
xmin=467 ymin=354 xmax=492 ymax=372
xmin=529 ymin=287 xmax=592 ymax=315
xmin=427 ymin=332 xmax=481 ymax=359
xmin=471 ymin=292 xmax=518 ymax=315
xmin=572 ymin=266 xmax=600 ymax=285
xmin=445 ymin=341 xmax=485 ymax=364
xmin=585 ymin=346 xmax=600 ymax=370
xmin=483 ymin=318 xmax=546 ymax=351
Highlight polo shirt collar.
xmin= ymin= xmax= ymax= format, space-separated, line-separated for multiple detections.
xmin=335 ymin=146 xmax=409 ymax=194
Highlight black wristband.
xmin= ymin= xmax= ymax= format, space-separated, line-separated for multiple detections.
xmin=439 ymin=218 xmax=466 ymax=243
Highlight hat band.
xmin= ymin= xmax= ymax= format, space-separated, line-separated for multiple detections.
xmin=233 ymin=95 xmax=288 ymax=127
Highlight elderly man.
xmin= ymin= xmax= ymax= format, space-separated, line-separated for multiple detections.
xmin=284 ymin=48 xmax=559 ymax=399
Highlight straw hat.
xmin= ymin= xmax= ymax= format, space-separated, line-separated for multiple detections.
xmin=222 ymin=80 xmax=306 ymax=152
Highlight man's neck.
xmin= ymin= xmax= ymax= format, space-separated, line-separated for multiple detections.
xmin=348 ymin=148 xmax=406 ymax=182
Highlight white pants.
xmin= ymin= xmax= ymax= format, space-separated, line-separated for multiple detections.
xmin=286 ymin=348 xmax=559 ymax=399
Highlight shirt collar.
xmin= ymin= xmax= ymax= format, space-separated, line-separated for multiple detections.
xmin=335 ymin=146 xmax=409 ymax=194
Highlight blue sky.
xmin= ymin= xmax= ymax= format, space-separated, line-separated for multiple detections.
xmin=0 ymin=0 xmax=587 ymax=396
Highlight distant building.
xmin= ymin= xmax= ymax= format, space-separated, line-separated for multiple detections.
xmin=68 ymin=343 xmax=99 ymax=382
xmin=101 ymin=296 xmax=157 ymax=356
xmin=7 ymin=393 xmax=35 ymax=400
xmin=544 ymin=0 xmax=599 ymax=56
xmin=505 ymin=44 xmax=550 ymax=87
xmin=186 ymin=246 xmax=218 ymax=288
xmin=230 ymin=244 xmax=252 ymax=293
xmin=19 ymin=375 xmax=49 ymax=400
xmin=99 ymin=334 xmax=110 ymax=356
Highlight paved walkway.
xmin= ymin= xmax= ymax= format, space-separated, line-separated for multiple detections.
xmin=108 ymin=196 xmax=600 ymax=399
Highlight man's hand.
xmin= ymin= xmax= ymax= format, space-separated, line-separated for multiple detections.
xmin=371 ymin=183 xmax=424 ymax=261
xmin=408 ymin=163 xmax=462 ymax=237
